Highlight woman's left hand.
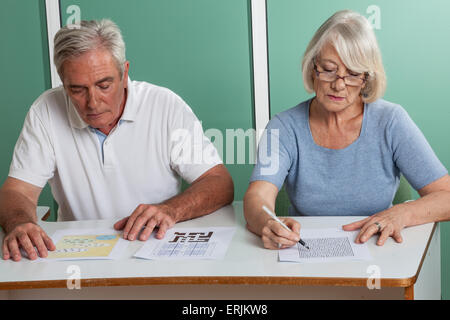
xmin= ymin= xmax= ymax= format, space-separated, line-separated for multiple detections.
xmin=342 ymin=204 xmax=410 ymax=246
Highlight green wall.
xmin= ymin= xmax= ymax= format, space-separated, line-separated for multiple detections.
xmin=60 ymin=0 xmax=255 ymax=200
xmin=0 ymin=0 xmax=56 ymax=220
xmin=267 ymin=0 xmax=450 ymax=299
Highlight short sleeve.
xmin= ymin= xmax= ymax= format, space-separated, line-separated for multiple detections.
xmin=389 ymin=107 xmax=447 ymax=190
xmin=168 ymin=97 xmax=223 ymax=184
xmin=8 ymin=107 xmax=56 ymax=188
xmin=249 ymin=116 xmax=293 ymax=190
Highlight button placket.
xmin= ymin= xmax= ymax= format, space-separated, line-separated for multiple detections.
xmin=103 ymin=138 xmax=113 ymax=168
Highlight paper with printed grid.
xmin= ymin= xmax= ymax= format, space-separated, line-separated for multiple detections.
xmin=278 ymin=228 xmax=372 ymax=263
xmin=133 ymin=227 xmax=236 ymax=260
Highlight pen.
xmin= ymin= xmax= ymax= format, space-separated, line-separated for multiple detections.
xmin=262 ymin=205 xmax=310 ymax=250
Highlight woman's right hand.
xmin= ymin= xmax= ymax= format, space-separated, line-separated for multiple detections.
xmin=261 ymin=217 xmax=301 ymax=249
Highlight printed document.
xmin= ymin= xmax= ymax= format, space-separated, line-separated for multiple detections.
xmin=134 ymin=227 xmax=236 ymax=260
xmin=278 ymin=228 xmax=372 ymax=263
xmin=45 ymin=228 xmax=128 ymax=260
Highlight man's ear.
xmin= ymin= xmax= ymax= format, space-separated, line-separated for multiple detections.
xmin=122 ymin=61 xmax=130 ymax=87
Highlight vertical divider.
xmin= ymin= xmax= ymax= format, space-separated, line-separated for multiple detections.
xmin=45 ymin=0 xmax=62 ymax=88
xmin=250 ymin=0 xmax=270 ymax=148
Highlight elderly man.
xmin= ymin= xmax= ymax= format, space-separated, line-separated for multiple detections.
xmin=0 ymin=19 xmax=234 ymax=261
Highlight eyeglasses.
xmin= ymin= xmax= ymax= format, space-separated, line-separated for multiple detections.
xmin=313 ymin=59 xmax=367 ymax=87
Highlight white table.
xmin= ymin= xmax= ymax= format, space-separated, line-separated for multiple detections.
xmin=0 ymin=202 xmax=440 ymax=300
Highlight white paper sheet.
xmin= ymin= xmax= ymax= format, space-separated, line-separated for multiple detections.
xmin=133 ymin=227 xmax=236 ymax=260
xmin=278 ymin=228 xmax=372 ymax=263
xmin=44 ymin=228 xmax=129 ymax=261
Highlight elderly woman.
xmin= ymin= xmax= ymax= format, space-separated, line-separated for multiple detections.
xmin=244 ymin=10 xmax=450 ymax=249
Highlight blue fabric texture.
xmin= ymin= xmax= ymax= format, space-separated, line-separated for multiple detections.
xmin=250 ymin=98 xmax=447 ymax=216
xmin=90 ymin=120 xmax=125 ymax=163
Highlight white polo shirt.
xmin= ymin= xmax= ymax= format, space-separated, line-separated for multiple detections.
xmin=9 ymin=78 xmax=222 ymax=221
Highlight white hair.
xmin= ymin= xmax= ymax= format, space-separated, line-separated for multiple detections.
xmin=302 ymin=10 xmax=386 ymax=103
xmin=53 ymin=19 xmax=126 ymax=80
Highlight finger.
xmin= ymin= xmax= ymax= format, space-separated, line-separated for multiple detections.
xmin=263 ymin=234 xmax=298 ymax=250
xmin=342 ymin=217 xmax=371 ymax=231
xmin=282 ymin=218 xmax=301 ymax=236
xmin=139 ymin=220 xmax=157 ymax=241
xmin=122 ymin=207 xmax=145 ymax=239
xmin=155 ymin=220 xmax=172 ymax=239
xmin=269 ymin=220 xmax=300 ymax=242
xmin=262 ymin=235 xmax=281 ymax=250
xmin=7 ymin=238 xmax=22 ymax=262
xmin=29 ymin=232 xmax=48 ymax=258
xmin=393 ymin=230 xmax=403 ymax=243
xmin=376 ymin=225 xmax=392 ymax=246
xmin=262 ymin=225 xmax=298 ymax=247
xmin=354 ymin=220 xmax=377 ymax=243
xmin=357 ymin=223 xmax=379 ymax=243
xmin=41 ymin=231 xmax=56 ymax=251
xmin=2 ymin=240 xmax=10 ymax=260
xmin=127 ymin=215 xmax=152 ymax=241
xmin=113 ymin=217 xmax=128 ymax=231
xmin=18 ymin=233 xmax=37 ymax=260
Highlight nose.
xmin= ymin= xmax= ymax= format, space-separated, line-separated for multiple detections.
xmin=87 ymin=88 xmax=100 ymax=108
xmin=332 ymin=76 xmax=346 ymax=91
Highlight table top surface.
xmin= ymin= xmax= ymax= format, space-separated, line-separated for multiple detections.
xmin=0 ymin=202 xmax=436 ymax=289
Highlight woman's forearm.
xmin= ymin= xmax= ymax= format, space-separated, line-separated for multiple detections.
xmin=402 ymin=191 xmax=450 ymax=227
xmin=243 ymin=192 xmax=274 ymax=236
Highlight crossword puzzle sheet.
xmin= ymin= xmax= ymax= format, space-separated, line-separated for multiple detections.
xmin=278 ymin=228 xmax=372 ymax=263
xmin=133 ymin=227 xmax=236 ymax=260
xmin=46 ymin=228 xmax=128 ymax=260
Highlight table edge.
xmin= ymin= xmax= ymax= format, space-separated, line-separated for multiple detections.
xmin=0 ymin=275 xmax=416 ymax=291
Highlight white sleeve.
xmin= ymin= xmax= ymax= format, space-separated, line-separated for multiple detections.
xmin=8 ymin=106 xmax=56 ymax=188
xmin=168 ymin=97 xmax=223 ymax=184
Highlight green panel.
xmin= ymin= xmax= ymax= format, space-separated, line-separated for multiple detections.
xmin=267 ymin=0 xmax=450 ymax=299
xmin=0 ymin=0 xmax=56 ymax=221
xmin=60 ymin=0 xmax=255 ymax=200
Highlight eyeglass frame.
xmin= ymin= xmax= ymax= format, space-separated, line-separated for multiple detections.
xmin=312 ymin=58 xmax=368 ymax=87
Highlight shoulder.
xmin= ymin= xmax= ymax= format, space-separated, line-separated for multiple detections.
xmin=30 ymin=86 xmax=66 ymax=110
xmin=268 ymin=99 xmax=310 ymax=131
xmin=366 ymin=99 xmax=422 ymax=149
xmin=131 ymin=80 xmax=187 ymax=105
xmin=367 ymin=99 xmax=409 ymax=122
xmin=28 ymin=86 xmax=68 ymax=121
xmin=130 ymin=80 xmax=198 ymax=130
xmin=131 ymin=80 xmax=193 ymax=115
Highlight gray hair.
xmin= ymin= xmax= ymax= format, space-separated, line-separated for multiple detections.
xmin=302 ymin=10 xmax=386 ymax=103
xmin=54 ymin=19 xmax=126 ymax=80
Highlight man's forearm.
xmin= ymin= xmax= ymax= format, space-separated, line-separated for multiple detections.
xmin=0 ymin=189 xmax=38 ymax=233
xmin=161 ymin=169 xmax=234 ymax=223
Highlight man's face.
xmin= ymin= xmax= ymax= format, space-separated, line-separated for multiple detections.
xmin=62 ymin=49 xmax=129 ymax=135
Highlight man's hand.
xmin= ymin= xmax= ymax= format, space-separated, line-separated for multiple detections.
xmin=2 ymin=222 xmax=55 ymax=261
xmin=113 ymin=204 xmax=176 ymax=241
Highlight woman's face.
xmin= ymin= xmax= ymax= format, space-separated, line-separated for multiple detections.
xmin=312 ymin=43 xmax=365 ymax=114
